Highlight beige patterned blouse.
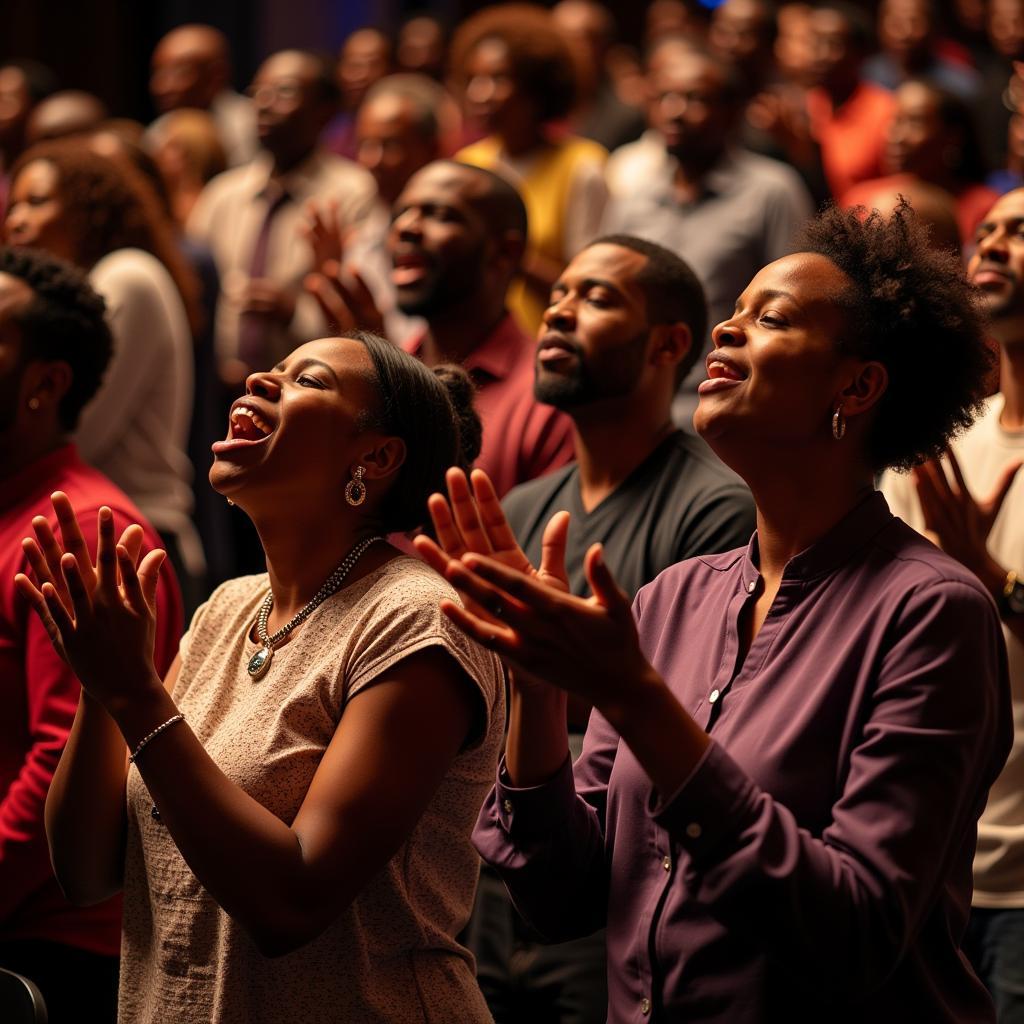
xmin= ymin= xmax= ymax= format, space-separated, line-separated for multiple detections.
xmin=118 ymin=556 xmax=505 ymax=1023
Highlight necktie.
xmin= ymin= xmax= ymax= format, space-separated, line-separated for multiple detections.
xmin=237 ymin=182 xmax=290 ymax=370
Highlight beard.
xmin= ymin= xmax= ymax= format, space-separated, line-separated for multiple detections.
xmin=394 ymin=243 xmax=487 ymax=317
xmin=534 ymin=329 xmax=650 ymax=409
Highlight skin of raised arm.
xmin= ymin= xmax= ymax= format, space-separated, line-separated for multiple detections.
xmin=115 ymin=646 xmax=476 ymax=958
xmin=414 ymin=467 xmax=573 ymax=788
xmin=439 ymin=545 xmax=711 ymax=800
xmin=43 ymin=656 xmax=180 ymax=905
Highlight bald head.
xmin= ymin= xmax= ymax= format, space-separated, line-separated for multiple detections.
xmin=151 ymin=24 xmax=232 ymax=113
xmin=442 ymin=160 xmax=528 ymax=239
xmin=26 ymin=91 xmax=108 ymax=145
xmin=855 ymin=179 xmax=961 ymax=254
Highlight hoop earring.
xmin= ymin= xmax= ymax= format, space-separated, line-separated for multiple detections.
xmin=345 ymin=465 xmax=367 ymax=506
xmin=832 ymin=405 xmax=846 ymax=441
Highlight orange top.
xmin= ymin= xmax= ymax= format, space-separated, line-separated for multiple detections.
xmin=807 ymin=82 xmax=897 ymax=200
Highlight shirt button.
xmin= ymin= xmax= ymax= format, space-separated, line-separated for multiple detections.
xmin=641 ymin=997 xmax=651 ymax=1015
xmin=709 ymin=688 xmax=720 ymax=703
xmin=747 ymin=580 xmax=757 ymax=593
xmin=686 ymin=822 xmax=702 ymax=839
xmin=502 ymin=799 xmax=513 ymax=814
xmin=662 ymin=855 xmax=671 ymax=871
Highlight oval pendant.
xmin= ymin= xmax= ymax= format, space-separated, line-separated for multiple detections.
xmin=248 ymin=646 xmax=273 ymax=679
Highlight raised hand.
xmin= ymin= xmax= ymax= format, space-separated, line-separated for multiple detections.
xmin=14 ymin=493 xmax=166 ymax=706
xmin=301 ymin=198 xmax=353 ymax=271
xmin=304 ymin=261 xmax=384 ymax=335
xmin=913 ymin=450 xmax=1022 ymax=582
xmin=415 ymin=467 xmax=570 ymax=587
xmin=437 ymin=540 xmax=654 ymax=716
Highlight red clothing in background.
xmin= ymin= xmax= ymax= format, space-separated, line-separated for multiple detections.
xmin=807 ymin=82 xmax=897 ymax=199
xmin=842 ymin=173 xmax=1001 ymax=245
xmin=403 ymin=314 xmax=575 ymax=497
xmin=0 ymin=444 xmax=183 ymax=955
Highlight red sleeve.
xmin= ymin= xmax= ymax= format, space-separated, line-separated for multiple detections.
xmin=0 ymin=507 xmax=182 ymax=919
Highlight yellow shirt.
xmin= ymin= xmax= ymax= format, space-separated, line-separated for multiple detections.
xmin=456 ymin=134 xmax=608 ymax=332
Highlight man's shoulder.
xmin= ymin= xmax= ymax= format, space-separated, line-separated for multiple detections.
xmin=503 ymin=463 xmax=577 ymax=515
xmin=727 ymin=148 xmax=809 ymax=197
xmin=657 ymin=432 xmax=750 ymax=497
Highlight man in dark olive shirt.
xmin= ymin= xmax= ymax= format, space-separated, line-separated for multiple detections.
xmin=504 ymin=234 xmax=755 ymax=601
xmin=467 ymin=234 xmax=755 ymax=1024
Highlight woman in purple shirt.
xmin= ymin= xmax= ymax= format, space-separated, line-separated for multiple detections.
xmin=416 ymin=204 xmax=1012 ymax=1022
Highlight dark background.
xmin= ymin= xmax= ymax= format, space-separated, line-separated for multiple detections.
xmin=3 ymin=0 xmax=653 ymax=121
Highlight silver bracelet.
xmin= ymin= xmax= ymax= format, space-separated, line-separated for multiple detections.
xmin=128 ymin=713 xmax=185 ymax=764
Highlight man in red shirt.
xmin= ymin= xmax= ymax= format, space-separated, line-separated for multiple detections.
xmin=805 ymin=2 xmax=898 ymax=198
xmin=307 ymin=159 xmax=575 ymax=497
xmin=0 ymin=248 xmax=183 ymax=1022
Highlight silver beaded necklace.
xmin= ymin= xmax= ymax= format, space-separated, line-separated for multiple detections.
xmin=246 ymin=535 xmax=383 ymax=679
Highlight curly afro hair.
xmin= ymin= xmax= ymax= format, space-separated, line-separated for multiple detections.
xmin=450 ymin=4 xmax=578 ymax=123
xmin=0 ymin=246 xmax=112 ymax=431
xmin=799 ymin=201 xmax=992 ymax=472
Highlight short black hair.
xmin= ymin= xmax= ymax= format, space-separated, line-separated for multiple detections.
xmin=799 ymin=202 xmax=992 ymax=472
xmin=444 ymin=159 xmax=529 ymax=239
xmin=586 ymin=234 xmax=709 ymax=385
xmin=0 ymin=246 xmax=112 ymax=430
xmin=350 ymin=330 xmax=482 ymax=532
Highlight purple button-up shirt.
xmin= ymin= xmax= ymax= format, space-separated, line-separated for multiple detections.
xmin=473 ymin=492 xmax=1011 ymax=1022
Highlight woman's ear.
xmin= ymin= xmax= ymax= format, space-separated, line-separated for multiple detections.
xmin=358 ymin=436 xmax=407 ymax=483
xmin=837 ymin=360 xmax=888 ymax=417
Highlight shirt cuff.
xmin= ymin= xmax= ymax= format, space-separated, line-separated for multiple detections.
xmin=493 ymin=752 xmax=577 ymax=841
xmin=647 ymin=739 xmax=760 ymax=868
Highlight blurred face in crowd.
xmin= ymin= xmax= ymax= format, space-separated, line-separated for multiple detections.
xmin=388 ymin=162 xmax=492 ymax=316
xmin=775 ymin=4 xmax=816 ymax=86
xmin=694 ymin=252 xmax=855 ymax=447
xmin=0 ymin=273 xmax=36 ymax=439
xmin=535 ymin=243 xmax=658 ymax=408
xmin=648 ymin=51 xmax=736 ymax=162
xmin=0 ymin=66 xmax=31 ymax=152
xmin=554 ymin=1 xmax=612 ymax=71
xmin=807 ymin=8 xmax=863 ymax=93
xmin=710 ymin=0 xmax=774 ymax=68
xmin=968 ymin=190 xmax=1024 ymax=329
xmin=356 ymin=92 xmax=438 ymax=206
xmin=463 ymin=38 xmax=531 ymax=135
xmin=5 ymin=160 xmax=77 ymax=263
xmin=884 ymin=81 xmax=952 ymax=178
xmin=397 ymin=17 xmax=446 ymax=79
xmin=646 ymin=0 xmax=695 ymax=45
xmin=249 ymin=51 xmax=335 ymax=167
xmin=338 ymin=29 xmax=391 ymax=112
xmin=989 ymin=0 xmax=1024 ymax=60
xmin=879 ymin=0 xmax=934 ymax=68
xmin=150 ymin=27 xmax=224 ymax=113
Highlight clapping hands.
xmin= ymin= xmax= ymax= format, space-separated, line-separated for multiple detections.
xmin=14 ymin=492 xmax=167 ymax=709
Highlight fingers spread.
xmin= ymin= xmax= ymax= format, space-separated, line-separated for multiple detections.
xmin=584 ymin=544 xmax=632 ymax=619
xmin=96 ymin=507 xmax=118 ymax=593
xmin=426 ymin=492 xmax=467 ymax=558
xmin=51 ymin=491 xmax=93 ymax=576
xmin=471 ymin=470 xmax=521 ymax=553
xmin=136 ymin=549 xmax=167 ymax=614
xmin=447 ymin=468 xmax=491 ymax=554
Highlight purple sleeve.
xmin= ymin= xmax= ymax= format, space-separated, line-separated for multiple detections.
xmin=650 ymin=579 xmax=1011 ymax=995
xmin=471 ymin=708 xmax=620 ymax=942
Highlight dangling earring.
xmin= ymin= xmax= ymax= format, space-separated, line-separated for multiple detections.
xmin=832 ymin=404 xmax=846 ymax=441
xmin=345 ymin=465 xmax=367 ymax=506
xmin=27 ymin=397 xmax=40 ymax=410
